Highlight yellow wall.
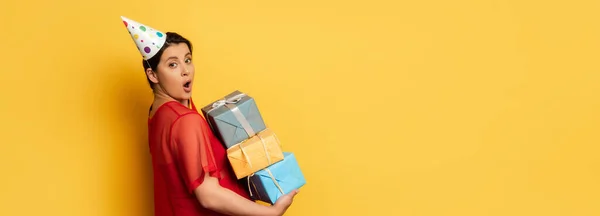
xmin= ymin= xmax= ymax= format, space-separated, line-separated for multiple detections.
xmin=1 ymin=0 xmax=599 ymax=215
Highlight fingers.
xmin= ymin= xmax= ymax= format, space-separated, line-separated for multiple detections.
xmin=275 ymin=190 xmax=300 ymax=206
xmin=285 ymin=189 xmax=300 ymax=198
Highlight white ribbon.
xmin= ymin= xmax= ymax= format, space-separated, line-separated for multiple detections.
xmin=247 ymin=174 xmax=254 ymax=197
xmin=265 ymin=168 xmax=285 ymax=195
xmin=238 ymin=132 xmax=273 ymax=170
xmin=246 ymin=168 xmax=284 ymax=199
xmin=238 ymin=144 xmax=253 ymax=169
xmin=247 ymin=174 xmax=266 ymax=199
xmin=207 ymin=93 xmax=246 ymax=113
xmin=259 ymin=135 xmax=272 ymax=165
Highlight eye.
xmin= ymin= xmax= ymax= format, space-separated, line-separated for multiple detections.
xmin=185 ymin=58 xmax=192 ymax=64
xmin=169 ymin=62 xmax=178 ymax=68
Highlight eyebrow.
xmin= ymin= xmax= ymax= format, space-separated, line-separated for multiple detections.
xmin=165 ymin=53 xmax=192 ymax=61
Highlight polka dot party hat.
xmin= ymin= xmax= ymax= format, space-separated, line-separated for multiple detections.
xmin=121 ymin=16 xmax=167 ymax=60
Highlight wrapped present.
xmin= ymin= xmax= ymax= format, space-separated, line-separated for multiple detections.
xmin=247 ymin=152 xmax=306 ymax=205
xmin=201 ymin=90 xmax=267 ymax=148
xmin=227 ymin=128 xmax=284 ymax=179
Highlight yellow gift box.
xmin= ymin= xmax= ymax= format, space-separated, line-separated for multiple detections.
xmin=227 ymin=128 xmax=284 ymax=179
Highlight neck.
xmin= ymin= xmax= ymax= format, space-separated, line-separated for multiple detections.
xmin=152 ymin=89 xmax=189 ymax=108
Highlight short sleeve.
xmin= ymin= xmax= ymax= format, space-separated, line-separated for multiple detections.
xmin=171 ymin=113 xmax=221 ymax=194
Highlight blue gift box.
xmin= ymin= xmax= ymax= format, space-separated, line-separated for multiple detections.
xmin=247 ymin=152 xmax=306 ymax=204
xmin=200 ymin=90 xmax=267 ymax=148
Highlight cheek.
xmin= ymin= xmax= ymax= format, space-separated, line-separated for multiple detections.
xmin=190 ymin=67 xmax=196 ymax=77
xmin=158 ymin=71 xmax=181 ymax=87
xmin=187 ymin=63 xmax=195 ymax=72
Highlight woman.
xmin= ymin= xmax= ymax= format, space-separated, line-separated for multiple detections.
xmin=121 ymin=16 xmax=298 ymax=216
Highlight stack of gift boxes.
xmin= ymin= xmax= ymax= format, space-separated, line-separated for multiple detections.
xmin=200 ymin=90 xmax=306 ymax=205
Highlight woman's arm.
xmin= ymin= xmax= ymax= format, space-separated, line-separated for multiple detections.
xmin=194 ymin=174 xmax=298 ymax=216
xmin=170 ymin=113 xmax=298 ymax=215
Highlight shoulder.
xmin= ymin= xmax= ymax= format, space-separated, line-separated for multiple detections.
xmin=164 ymin=101 xmax=197 ymax=117
xmin=154 ymin=101 xmax=197 ymax=118
xmin=164 ymin=102 xmax=208 ymax=131
xmin=170 ymin=110 xmax=212 ymax=144
xmin=150 ymin=101 xmax=204 ymax=128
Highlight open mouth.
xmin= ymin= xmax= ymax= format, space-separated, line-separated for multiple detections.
xmin=183 ymin=81 xmax=192 ymax=92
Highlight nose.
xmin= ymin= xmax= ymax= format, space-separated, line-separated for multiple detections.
xmin=182 ymin=64 xmax=190 ymax=76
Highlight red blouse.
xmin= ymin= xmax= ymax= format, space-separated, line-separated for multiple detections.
xmin=148 ymin=99 xmax=250 ymax=216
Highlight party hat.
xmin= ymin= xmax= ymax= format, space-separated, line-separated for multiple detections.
xmin=121 ymin=16 xmax=167 ymax=60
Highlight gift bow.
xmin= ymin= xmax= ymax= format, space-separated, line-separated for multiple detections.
xmin=207 ymin=92 xmax=256 ymax=137
xmin=208 ymin=93 xmax=246 ymax=111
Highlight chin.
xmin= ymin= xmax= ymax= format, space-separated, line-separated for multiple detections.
xmin=176 ymin=93 xmax=192 ymax=101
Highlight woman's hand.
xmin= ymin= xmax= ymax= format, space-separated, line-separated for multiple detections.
xmin=195 ymin=175 xmax=300 ymax=216
xmin=272 ymin=190 xmax=300 ymax=215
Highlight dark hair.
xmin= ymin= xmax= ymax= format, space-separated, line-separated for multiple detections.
xmin=143 ymin=32 xmax=193 ymax=89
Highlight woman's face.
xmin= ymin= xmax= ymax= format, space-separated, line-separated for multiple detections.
xmin=149 ymin=43 xmax=195 ymax=101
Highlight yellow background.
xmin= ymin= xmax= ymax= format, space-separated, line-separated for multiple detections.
xmin=1 ymin=0 xmax=599 ymax=215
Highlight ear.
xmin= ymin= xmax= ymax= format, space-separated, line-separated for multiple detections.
xmin=146 ymin=68 xmax=159 ymax=84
